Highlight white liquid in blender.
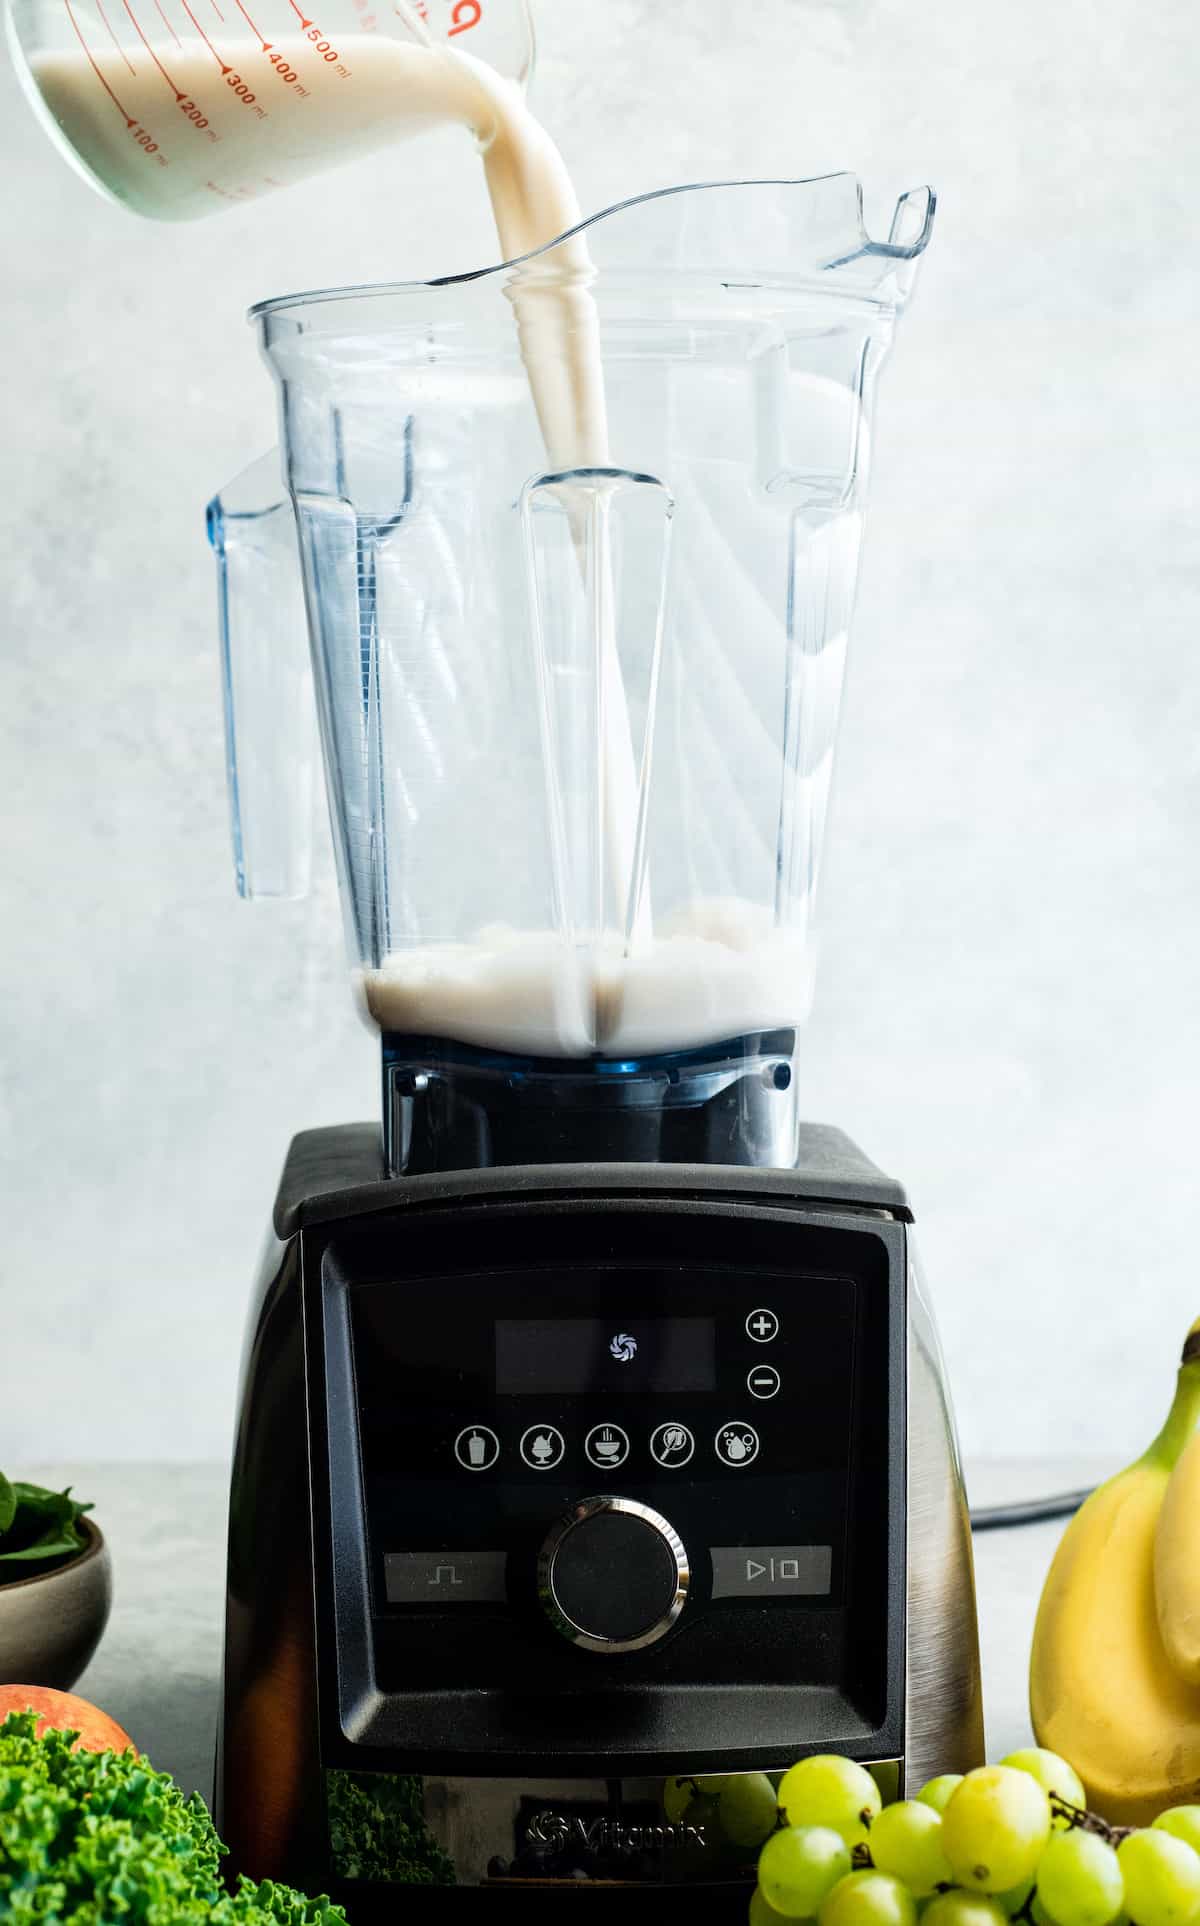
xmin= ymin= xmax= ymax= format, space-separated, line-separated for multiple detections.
xmin=362 ymin=907 xmax=811 ymax=1058
xmin=35 ymin=25 xmax=797 ymax=1055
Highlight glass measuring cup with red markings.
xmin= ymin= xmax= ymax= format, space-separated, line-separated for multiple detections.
xmin=4 ymin=0 xmax=533 ymax=218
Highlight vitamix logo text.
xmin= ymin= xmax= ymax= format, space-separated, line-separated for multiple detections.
xmin=525 ymin=1811 xmax=708 ymax=1855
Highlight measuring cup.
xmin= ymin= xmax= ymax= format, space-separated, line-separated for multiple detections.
xmin=4 ymin=0 xmax=533 ymax=218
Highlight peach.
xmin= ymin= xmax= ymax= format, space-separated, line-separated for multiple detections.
xmin=0 ymin=1684 xmax=133 ymax=1753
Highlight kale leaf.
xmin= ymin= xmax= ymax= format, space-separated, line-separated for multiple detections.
xmin=326 ymin=1770 xmax=455 ymax=1886
xmin=0 ymin=1712 xmax=349 ymax=1925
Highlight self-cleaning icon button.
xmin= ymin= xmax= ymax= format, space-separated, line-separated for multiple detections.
xmin=715 ymin=1422 xmax=760 ymax=1468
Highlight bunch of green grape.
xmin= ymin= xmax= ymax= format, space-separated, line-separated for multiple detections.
xmin=670 ymin=1748 xmax=1200 ymax=1926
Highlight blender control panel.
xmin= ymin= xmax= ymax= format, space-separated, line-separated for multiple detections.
xmin=349 ymin=1265 xmax=859 ymax=1659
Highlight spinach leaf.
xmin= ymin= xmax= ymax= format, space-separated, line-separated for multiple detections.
xmin=0 ymin=1524 xmax=88 ymax=1564
xmin=0 ymin=1477 xmax=93 ymax=1569
xmin=10 ymin=1482 xmax=90 ymax=1527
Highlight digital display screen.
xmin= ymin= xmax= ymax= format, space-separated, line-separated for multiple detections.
xmin=495 ymin=1317 xmax=717 ymax=1395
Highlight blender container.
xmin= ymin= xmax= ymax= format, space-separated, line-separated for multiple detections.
xmin=208 ymin=176 xmax=934 ymax=1171
xmin=4 ymin=0 xmax=533 ymax=219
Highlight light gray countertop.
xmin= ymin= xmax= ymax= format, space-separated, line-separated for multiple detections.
xmin=12 ymin=1459 xmax=1111 ymax=1805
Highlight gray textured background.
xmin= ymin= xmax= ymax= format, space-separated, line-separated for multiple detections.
xmin=2 ymin=0 xmax=1198 ymax=1469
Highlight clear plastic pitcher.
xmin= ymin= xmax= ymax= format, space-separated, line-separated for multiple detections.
xmin=209 ymin=176 xmax=934 ymax=1168
xmin=5 ymin=0 xmax=532 ymax=218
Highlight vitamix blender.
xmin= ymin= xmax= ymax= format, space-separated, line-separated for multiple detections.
xmin=209 ymin=177 xmax=982 ymax=1916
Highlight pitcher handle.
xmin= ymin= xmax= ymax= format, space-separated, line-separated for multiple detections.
xmin=207 ymin=451 xmax=316 ymax=900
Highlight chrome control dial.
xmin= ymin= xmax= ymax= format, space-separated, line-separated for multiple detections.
xmin=537 ymin=1495 xmax=689 ymax=1654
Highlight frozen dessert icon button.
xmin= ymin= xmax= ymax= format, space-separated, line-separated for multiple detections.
xmin=715 ymin=1422 xmax=760 ymax=1468
xmin=520 ymin=1424 xmax=566 ymax=1471
xmin=454 ymin=1425 xmax=500 ymax=1471
xmin=650 ymin=1421 xmax=695 ymax=1468
xmin=585 ymin=1423 xmax=630 ymax=1469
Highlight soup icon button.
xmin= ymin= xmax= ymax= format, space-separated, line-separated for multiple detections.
xmin=585 ymin=1423 xmax=630 ymax=1469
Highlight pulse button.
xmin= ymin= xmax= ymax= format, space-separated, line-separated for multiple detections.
xmin=384 ymin=1550 xmax=508 ymax=1604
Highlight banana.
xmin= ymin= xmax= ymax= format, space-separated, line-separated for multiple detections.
xmin=1154 ymin=1322 xmax=1200 ymax=1683
xmin=1029 ymin=1325 xmax=1200 ymax=1825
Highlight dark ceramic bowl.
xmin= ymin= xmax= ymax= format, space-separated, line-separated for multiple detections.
xmin=0 ymin=1519 xmax=112 ymax=1689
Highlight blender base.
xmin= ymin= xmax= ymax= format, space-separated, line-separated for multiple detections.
xmin=217 ymin=1124 xmax=983 ymax=1913
xmin=381 ymin=1031 xmax=801 ymax=1175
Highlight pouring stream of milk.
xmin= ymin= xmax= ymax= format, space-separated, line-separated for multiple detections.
xmin=447 ymin=35 xmax=650 ymax=960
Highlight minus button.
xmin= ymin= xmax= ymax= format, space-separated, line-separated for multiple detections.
xmin=747 ymin=1365 xmax=781 ymax=1400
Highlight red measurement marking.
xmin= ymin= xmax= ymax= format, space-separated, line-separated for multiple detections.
xmin=208 ymin=0 xmax=225 ymax=19
xmin=177 ymin=0 xmax=230 ymax=69
xmin=447 ymin=0 xmax=481 ymax=34
xmin=150 ymin=0 xmax=182 ymax=43
xmin=94 ymin=0 xmax=137 ymax=73
xmin=232 ymin=0 xmax=268 ymax=46
xmin=286 ymin=0 xmax=312 ymax=26
xmin=120 ymin=0 xmax=184 ymax=95
xmin=64 ymin=0 xmax=135 ymax=123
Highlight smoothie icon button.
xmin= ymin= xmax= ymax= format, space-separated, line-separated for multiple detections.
xmin=454 ymin=1425 xmax=500 ymax=1472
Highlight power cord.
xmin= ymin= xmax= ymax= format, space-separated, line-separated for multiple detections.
xmin=969 ymin=1489 xmax=1093 ymax=1533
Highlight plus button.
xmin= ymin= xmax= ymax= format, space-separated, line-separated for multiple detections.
xmin=746 ymin=1308 xmax=779 ymax=1343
